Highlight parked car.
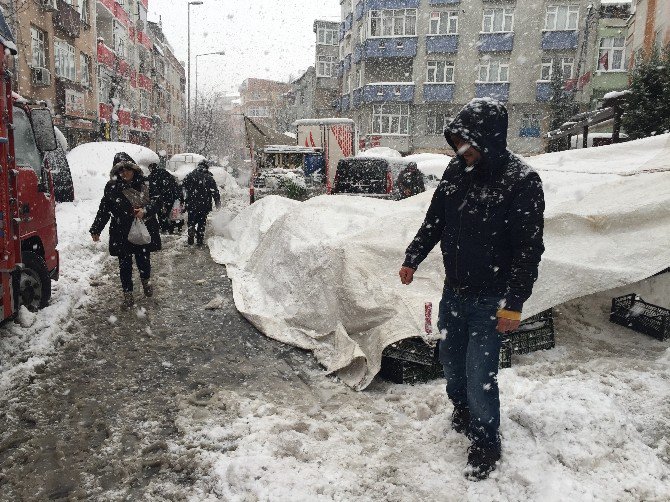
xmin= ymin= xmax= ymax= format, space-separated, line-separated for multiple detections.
xmin=44 ymin=146 xmax=74 ymax=202
xmin=332 ymin=157 xmax=422 ymax=199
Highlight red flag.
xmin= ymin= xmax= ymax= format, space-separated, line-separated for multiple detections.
xmin=578 ymin=71 xmax=591 ymax=90
xmin=599 ymin=51 xmax=609 ymax=71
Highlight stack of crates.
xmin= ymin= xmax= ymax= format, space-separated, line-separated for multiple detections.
xmin=610 ymin=294 xmax=669 ymax=341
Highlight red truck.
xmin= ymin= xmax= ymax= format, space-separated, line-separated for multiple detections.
xmin=0 ymin=16 xmax=60 ymax=319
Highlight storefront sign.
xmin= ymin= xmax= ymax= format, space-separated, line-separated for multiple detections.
xmin=65 ymin=89 xmax=85 ymax=118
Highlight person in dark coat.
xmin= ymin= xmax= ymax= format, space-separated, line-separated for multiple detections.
xmin=90 ymin=152 xmax=163 ymax=309
xmin=147 ymin=162 xmax=181 ymax=233
xmin=395 ymin=162 xmax=425 ymax=199
xmin=182 ymin=159 xmax=221 ymax=246
xmin=398 ymin=98 xmax=545 ymax=480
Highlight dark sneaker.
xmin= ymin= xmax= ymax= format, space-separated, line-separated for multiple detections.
xmin=451 ymin=406 xmax=470 ymax=435
xmin=141 ymin=278 xmax=153 ymax=297
xmin=121 ymin=292 xmax=134 ymax=310
xmin=465 ymin=445 xmax=501 ymax=481
xmin=187 ymin=236 xmax=194 ymax=245
xmin=196 ymin=240 xmax=204 ymax=247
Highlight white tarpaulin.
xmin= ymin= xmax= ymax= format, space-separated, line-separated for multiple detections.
xmin=209 ymin=134 xmax=670 ymax=389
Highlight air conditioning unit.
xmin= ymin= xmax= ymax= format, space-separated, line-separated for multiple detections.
xmin=40 ymin=0 xmax=57 ymax=11
xmin=31 ymin=67 xmax=52 ymax=87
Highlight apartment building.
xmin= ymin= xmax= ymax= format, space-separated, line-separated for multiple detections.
xmin=336 ymin=0 xmax=628 ymax=155
xmin=627 ymin=0 xmax=669 ymax=62
xmin=6 ymin=0 xmax=99 ymax=148
xmin=238 ymin=78 xmax=292 ymax=133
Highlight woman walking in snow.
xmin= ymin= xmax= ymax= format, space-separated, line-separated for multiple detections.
xmin=90 ymin=152 xmax=162 ymax=309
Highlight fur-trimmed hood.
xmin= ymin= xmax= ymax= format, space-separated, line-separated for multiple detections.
xmin=110 ymin=160 xmax=143 ymax=179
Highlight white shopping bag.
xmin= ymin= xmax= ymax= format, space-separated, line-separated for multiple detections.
xmin=170 ymin=200 xmax=183 ymax=221
xmin=128 ymin=218 xmax=152 ymax=245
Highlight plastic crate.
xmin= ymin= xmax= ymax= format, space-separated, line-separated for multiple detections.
xmin=610 ymin=294 xmax=670 ymax=341
xmin=503 ymin=309 xmax=555 ymax=357
xmin=379 ymin=337 xmax=443 ymax=384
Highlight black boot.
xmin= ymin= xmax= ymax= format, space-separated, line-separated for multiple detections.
xmin=465 ymin=445 xmax=501 ymax=481
xmin=451 ymin=406 xmax=470 ymax=435
xmin=187 ymin=231 xmax=194 ymax=245
xmin=141 ymin=278 xmax=153 ymax=297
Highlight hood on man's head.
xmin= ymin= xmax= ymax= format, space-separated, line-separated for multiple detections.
xmin=197 ymin=159 xmax=211 ymax=170
xmin=444 ymin=98 xmax=508 ymax=162
xmin=110 ymin=160 xmax=143 ymax=179
xmin=113 ymin=151 xmax=136 ymax=167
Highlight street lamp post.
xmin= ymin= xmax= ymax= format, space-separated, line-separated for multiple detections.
xmin=195 ymin=50 xmax=225 ymax=127
xmin=187 ymin=0 xmax=203 ymax=150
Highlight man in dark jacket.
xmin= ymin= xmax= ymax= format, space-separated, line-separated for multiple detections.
xmin=398 ymin=99 xmax=545 ymax=480
xmin=182 ymin=159 xmax=221 ymax=246
xmin=396 ymin=162 xmax=425 ymax=200
xmin=147 ymin=162 xmax=181 ymax=233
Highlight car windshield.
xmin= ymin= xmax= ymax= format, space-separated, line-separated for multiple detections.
xmin=13 ymin=107 xmax=43 ymax=178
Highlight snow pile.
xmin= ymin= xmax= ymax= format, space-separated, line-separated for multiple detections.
xmin=209 ymin=134 xmax=670 ymax=389
xmin=166 ymin=152 xmax=206 ymax=179
xmin=357 ymin=147 xmax=402 ymax=159
xmin=404 ymin=152 xmax=452 ymax=179
xmin=67 ymin=142 xmax=159 ymax=201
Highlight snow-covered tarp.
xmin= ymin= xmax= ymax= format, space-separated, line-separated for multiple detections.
xmin=209 ymin=134 xmax=670 ymax=389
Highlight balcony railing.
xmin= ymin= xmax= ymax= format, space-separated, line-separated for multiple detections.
xmin=362 ymin=83 xmax=415 ymax=103
xmin=364 ymin=37 xmax=418 ymax=59
xmin=536 ymin=82 xmax=553 ymax=102
xmin=478 ymin=33 xmax=514 ymax=52
xmin=363 ymin=0 xmax=419 ymax=12
xmin=54 ymin=0 xmax=81 ymax=38
xmin=426 ymin=35 xmax=458 ymax=54
xmin=475 ymin=83 xmax=510 ymax=101
xmin=423 ymin=83 xmax=455 ymax=102
xmin=542 ymin=31 xmax=578 ymax=50
xmin=341 ymin=94 xmax=350 ymax=111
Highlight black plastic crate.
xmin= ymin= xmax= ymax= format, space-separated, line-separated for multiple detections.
xmin=610 ymin=294 xmax=670 ymax=341
xmin=503 ymin=309 xmax=555 ymax=356
xmin=499 ymin=340 xmax=512 ymax=369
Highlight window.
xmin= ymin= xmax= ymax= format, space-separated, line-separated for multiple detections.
xmin=545 ymin=5 xmax=579 ymax=31
xmin=54 ymin=39 xmax=76 ymax=80
xmin=358 ymin=24 xmax=365 ymax=44
xmin=427 ymin=113 xmax=451 ymax=135
xmin=344 ymin=74 xmax=351 ymax=94
xmin=140 ymin=90 xmax=150 ymax=113
xmin=78 ymin=0 xmax=90 ymax=25
xmin=80 ymin=53 xmax=91 ymax=87
xmin=482 ymin=8 xmax=514 ymax=33
xmin=355 ymin=68 xmax=362 ymax=88
xmin=113 ymin=20 xmax=127 ymax=58
xmin=248 ymin=107 xmax=270 ymax=117
xmin=13 ymin=107 xmax=43 ymax=175
xmin=368 ymin=9 xmax=417 ymax=38
xmin=99 ymin=74 xmax=111 ymax=102
xmin=478 ymin=59 xmax=509 ymax=83
xmin=317 ymin=55 xmax=336 ymax=77
xmin=372 ymin=103 xmax=410 ymax=135
xmin=30 ymin=26 xmax=47 ymax=68
xmin=427 ymin=61 xmax=455 ymax=83
xmin=598 ymin=37 xmax=626 ymax=71
xmin=429 ymin=11 xmax=458 ymax=35
xmin=540 ymin=57 xmax=574 ymax=80
xmin=317 ymin=25 xmax=338 ymax=45
xmin=520 ymin=113 xmax=541 ymax=137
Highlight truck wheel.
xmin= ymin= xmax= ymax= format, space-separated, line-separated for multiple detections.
xmin=20 ymin=251 xmax=51 ymax=312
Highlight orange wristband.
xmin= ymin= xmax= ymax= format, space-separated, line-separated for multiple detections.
xmin=496 ymin=309 xmax=522 ymax=321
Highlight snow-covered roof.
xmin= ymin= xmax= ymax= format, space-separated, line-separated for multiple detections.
xmin=262 ymin=145 xmax=321 ymax=154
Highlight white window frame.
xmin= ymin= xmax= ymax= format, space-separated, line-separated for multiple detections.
xmin=544 ymin=5 xmax=579 ymax=31
xmin=427 ymin=113 xmax=451 ymax=135
xmin=429 ymin=11 xmax=458 ymax=35
xmin=113 ymin=20 xmax=127 ymax=59
xmin=248 ymin=107 xmax=270 ymax=117
xmin=539 ymin=57 xmax=574 ymax=81
xmin=482 ymin=8 xmax=514 ymax=34
xmin=426 ymin=60 xmax=455 ymax=83
xmin=78 ymin=0 xmax=90 ymax=25
xmin=368 ymin=9 xmax=417 ymax=38
xmin=99 ymin=71 xmax=111 ymax=103
xmin=54 ymin=39 xmax=76 ymax=81
xmin=316 ymin=55 xmax=336 ymax=77
xmin=355 ymin=68 xmax=363 ymax=89
xmin=477 ymin=59 xmax=509 ymax=83
xmin=79 ymin=53 xmax=91 ymax=87
xmin=30 ymin=26 xmax=47 ymax=68
xmin=372 ymin=103 xmax=410 ymax=136
xmin=317 ymin=25 xmax=338 ymax=46
xmin=598 ymin=37 xmax=626 ymax=72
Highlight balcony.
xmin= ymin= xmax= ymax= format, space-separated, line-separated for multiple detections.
xmin=54 ymin=0 xmax=81 ymax=38
xmin=478 ymin=33 xmax=514 ymax=52
xmin=542 ymin=31 xmax=578 ymax=50
xmin=429 ymin=0 xmax=460 ymax=4
xmin=355 ymin=1 xmax=364 ymax=21
xmin=364 ymin=37 xmax=418 ymax=59
xmin=364 ymin=0 xmax=419 ymax=11
xmin=345 ymin=13 xmax=353 ymax=33
xmin=536 ymin=82 xmax=553 ymax=102
xmin=423 ymin=83 xmax=455 ymax=102
xmin=97 ymin=0 xmax=130 ymax=27
xmin=137 ymin=31 xmax=153 ymax=50
xmin=138 ymin=73 xmax=153 ymax=91
xmin=475 ymin=83 xmax=509 ymax=101
xmin=341 ymin=94 xmax=350 ymax=111
xmin=337 ymin=60 xmax=344 ymax=78
xmin=353 ymin=87 xmax=363 ymax=108
xmin=426 ymin=35 xmax=458 ymax=54
xmin=362 ymin=83 xmax=415 ymax=103
xmin=353 ymin=44 xmax=362 ymax=64
xmin=344 ymin=53 xmax=352 ymax=72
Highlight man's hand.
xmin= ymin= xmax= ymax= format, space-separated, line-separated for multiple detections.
xmin=399 ymin=266 xmax=415 ymax=285
xmin=496 ymin=316 xmax=520 ymax=334
xmin=134 ymin=208 xmax=145 ymax=219
xmin=91 ymin=234 xmax=100 ymax=242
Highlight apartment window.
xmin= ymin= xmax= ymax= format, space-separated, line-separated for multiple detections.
xmin=99 ymin=73 xmax=111 ymax=102
xmin=598 ymin=37 xmax=626 ymax=71
xmin=355 ymin=68 xmax=362 ymax=88
xmin=358 ymin=24 xmax=365 ymax=44
xmin=54 ymin=39 xmax=76 ymax=81
xmin=427 ymin=113 xmax=451 ymax=135
xmin=545 ymin=5 xmax=579 ymax=31
xmin=317 ymin=55 xmax=336 ymax=77
xmin=520 ymin=113 xmax=541 ymax=137
xmin=344 ymin=74 xmax=351 ymax=94
xmin=248 ymin=107 xmax=270 ymax=117
xmin=140 ymin=90 xmax=150 ymax=113
xmin=482 ymin=8 xmax=514 ymax=33
xmin=427 ymin=61 xmax=455 ymax=83
xmin=368 ymin=9 xmax=417 ymax=38
xmin=372 ymin=103 xmax=410 ymax=135
xmin=478 ymin=59 xmax=509 ymax=83
xmin=317 ymin=26 xmax=338 ymax=46
xmin=113 ymin=20 xmax=127 ymax=58
xmin=429 ymin=11 xmax=458 ymax=35
xmin=540 ymin=57 xmax=574 ymax=80
xmin=78 ymin=0 xmax=90 ymax=25
xmin=30 ymin=26 xmax=47 ymax=68
xmin=79 ymin=53 xmax=91 ymax=87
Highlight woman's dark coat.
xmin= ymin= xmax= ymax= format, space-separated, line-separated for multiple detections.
xmin=90 ymin=156 xmax=162 ymax=256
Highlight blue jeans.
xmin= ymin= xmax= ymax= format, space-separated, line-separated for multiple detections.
xmin=437 ymin=285 xmax=503 ymax=449
xmin=118 ymin=251 xmax=151 ymax=293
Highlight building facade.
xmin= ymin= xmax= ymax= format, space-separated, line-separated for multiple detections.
xmin=626 ymin=0 xmax=669 ymax=63
xmin=6 ymin=0 xmax=99 ymax=148
xmin=238 ymin=78 xmax=292 ymax=133
xmin=336 ymin=0 xmax=628 ymax=155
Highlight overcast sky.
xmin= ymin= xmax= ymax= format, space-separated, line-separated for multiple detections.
xmin=147 ymin=0 xmax=340 ymax=97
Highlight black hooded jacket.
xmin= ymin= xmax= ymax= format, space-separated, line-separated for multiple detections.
xmin=403 ymin=99 xmax=545 ymax=312
xmin=148 ymin=167 xmax=180 ymax=207
xmin=182 ymin=163 xmax=221 ymax=214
